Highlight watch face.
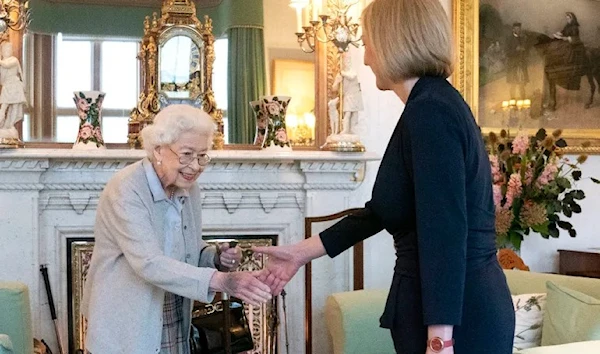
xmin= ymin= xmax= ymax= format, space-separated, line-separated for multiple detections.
xmin=430 ymin=338 xmax=443 ymax=351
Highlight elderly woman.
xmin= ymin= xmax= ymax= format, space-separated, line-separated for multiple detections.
xmin=82 ymin=104 xmax=271 ymax=354
xmin=255 ymin=0 xmax=515 ymax=353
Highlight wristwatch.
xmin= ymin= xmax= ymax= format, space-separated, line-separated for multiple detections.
xmin=427 ymin=337 xmax=454 ymax=352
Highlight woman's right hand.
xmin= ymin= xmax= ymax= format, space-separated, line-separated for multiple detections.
xmin=209 ymin=271 xmax=272 ymax=307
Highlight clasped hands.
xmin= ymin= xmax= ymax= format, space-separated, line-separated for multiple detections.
xmin=211 ymin=242 xmax=306 ymax=307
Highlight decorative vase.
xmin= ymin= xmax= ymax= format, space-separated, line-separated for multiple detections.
xmin=73 ymin=91 xmax=106 ymax=150
xmin=250 ymin=95 xmax=291 ymax=151
xmin=250 ymin=100 xmax=269 ymax=148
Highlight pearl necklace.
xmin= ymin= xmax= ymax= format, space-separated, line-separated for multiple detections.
xmin=169 ymin=188 xmax=175 ymax=200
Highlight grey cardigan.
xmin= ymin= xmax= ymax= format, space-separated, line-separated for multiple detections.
xmin=81 ymin=158 xmax=218 ymax=354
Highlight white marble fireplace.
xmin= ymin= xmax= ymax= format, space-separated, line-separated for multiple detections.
xmin=0 ymin=148 xmax=379 ymax=354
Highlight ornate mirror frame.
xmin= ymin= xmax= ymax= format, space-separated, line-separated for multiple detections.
xmin=128 ymin=0 xmax=224 ymax=149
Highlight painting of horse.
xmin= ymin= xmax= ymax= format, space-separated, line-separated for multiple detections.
xmin=477 ymin=0 xmax=600 ymax=132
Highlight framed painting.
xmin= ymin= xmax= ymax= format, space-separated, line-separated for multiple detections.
xmin=67 ymin=238 xmax=95 ymax=354
xmin=454 ymin=0 xmax=600 ymax=153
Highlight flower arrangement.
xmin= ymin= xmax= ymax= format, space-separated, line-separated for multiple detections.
xmin=486 ymin=128 xmax=599 ymax=250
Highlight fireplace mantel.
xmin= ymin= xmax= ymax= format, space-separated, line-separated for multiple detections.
xmin=0 ymin=148 xmax=379 ymax=354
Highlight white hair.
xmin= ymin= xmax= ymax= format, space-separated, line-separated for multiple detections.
xmin=141 ymin=104 xmax=215 ymax=159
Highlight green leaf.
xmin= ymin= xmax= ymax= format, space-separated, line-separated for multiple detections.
xmin=571 ymin=202 xmax=582 ymax=213
xmin=572 ymin=170 xmax=582 ymax=181
xmin=562 ymin=204 xmax=572 ymax=217
xmin=573 ymin=190 xmax=585 ymax=200
xmin=556 ymin=138 xmax=567 ymax=148
xmin=535 ymin=128 xmax=547 ymax=141
xmin=509 ymin=232 xmax=523 ymax=251
xmin=558 ymin=177 xmax=571 ymax=189
xmin=592 ymin=177 xmax=600 ymax=184
xmin=556 ymin=220 xmax=573 ymax=230
xmin=532 ymin=222 xmax=549 ymax=234
xmin=568 ymin=229 xmax=577 ymax=237
xmin=548 ymin=223 xmax=559 ymax=238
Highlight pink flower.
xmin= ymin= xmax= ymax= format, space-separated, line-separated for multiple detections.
xmin=512 ymin=132 xmax=529 ymax=155
xmin=536 ymin=162 xmax=559 ymax=186
xmin=265 ymin=102 xmax=281 ymax=116
xmin=78 ymin=109 xmax=87 ymax=120
xmin=489 ymin=155 xmax=502 ymax=183
xmin=257 ymin=116 xmax=267 ymax=129
xmin=93 ymin=126 xmax=103 ymax=141
xmin=75 ymin=97 xmax=90 ymax=113
xmin=79 ymin=123 xmax=93 ymax=140
xmin=275 ymin=128 xmax=288 ymax=143
xmin=492 ymin=184 xmax=503 ymax=208
xmin=524 ymin=165 xmax=534 ymax=186
xmin=505 ymin=173 xmax=522 ymax=208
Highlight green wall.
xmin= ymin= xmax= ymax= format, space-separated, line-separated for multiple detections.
xmin=29 ymin=0 xmax=263 ymax=38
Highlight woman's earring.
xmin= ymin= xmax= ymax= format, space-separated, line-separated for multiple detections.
xmin=157 ymin=160 xmax=162 ymax=166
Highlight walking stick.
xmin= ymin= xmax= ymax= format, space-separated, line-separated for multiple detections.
xmin=40 ymin=265 xmax=66 ymax=354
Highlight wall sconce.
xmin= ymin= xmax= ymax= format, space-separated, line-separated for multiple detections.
xmin=290 ymin=0 xmax=362 ymax=53
xmin=0 ymin=0 xmax=30 ymax=36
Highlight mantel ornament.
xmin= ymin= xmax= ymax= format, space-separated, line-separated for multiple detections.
xmin=128 ymin=0 xmax=224 ymax=150
xmin=0 ymin=0 xmax=30 ymax=149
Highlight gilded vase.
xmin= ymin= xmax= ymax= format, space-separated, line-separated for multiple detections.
xmin=73 ymin=91 xmax=106 ymax=150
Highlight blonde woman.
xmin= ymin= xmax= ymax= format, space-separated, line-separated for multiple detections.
xmin=82 ymin=105 xmax=271 ymax=354
xmin=255 ymin=0 xmax=514 ymax=353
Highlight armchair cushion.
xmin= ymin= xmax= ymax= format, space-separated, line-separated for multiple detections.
xmin=325 ymin=289 xmax=395 ymax=354
xmin=512 ymin=293 xmax=546 ymax=350
xmin=0 ymin=334 xmax=14 ymax=354
xmin=541 ymin=281 xmax=600 ymax=346
xmin=515 ymin=340 xmax=600 ymax=354
xmin=0 ymin=282 xmax=33 ymax=354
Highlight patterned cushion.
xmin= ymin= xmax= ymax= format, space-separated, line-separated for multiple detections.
xmin=512 ymin=293 xmax=547 ymax=351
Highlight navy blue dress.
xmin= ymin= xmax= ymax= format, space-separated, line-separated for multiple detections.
xmin=320 ymin=77 xmax=515 ymax=354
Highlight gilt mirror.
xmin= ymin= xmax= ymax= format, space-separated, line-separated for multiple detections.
xmin=128 ymin=1 xmax=223 ymax=149
xmin=159 ymin=32 xmax=204 ymax=102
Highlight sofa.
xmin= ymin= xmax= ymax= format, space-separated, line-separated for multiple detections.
xmin=324 ymin=270 xmax=600 ymax=354
xmin=0 ymin=282 xmax=33 ymax=354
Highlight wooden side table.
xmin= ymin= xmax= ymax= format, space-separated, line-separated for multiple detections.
xmin=558 ymin=249 xmax=600 ymax=279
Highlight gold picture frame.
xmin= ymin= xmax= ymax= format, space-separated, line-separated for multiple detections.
xmin=453 ymin=0 xmax=600 ymax=154
xmin=68 ymin=239 xmax=95 ymax=353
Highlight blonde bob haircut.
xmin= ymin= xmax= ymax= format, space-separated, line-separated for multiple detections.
xmin=141 ymin=104 xmax=215 ymax=160
xmin=361 ymin=0 xmax=453 ymax=82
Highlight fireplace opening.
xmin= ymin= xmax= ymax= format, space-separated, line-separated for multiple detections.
xmin=67 ymin=235 xmax=279 ymax=354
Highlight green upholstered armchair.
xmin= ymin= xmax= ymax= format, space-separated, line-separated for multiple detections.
xmin=0 ymin=282 xmax=33 ymax=354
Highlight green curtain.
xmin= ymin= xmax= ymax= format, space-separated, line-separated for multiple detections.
xmin=227 ymin=27 xmax=266 ymax=144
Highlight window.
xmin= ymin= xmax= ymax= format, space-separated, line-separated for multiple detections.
xmin=55 ymin=36 xmax=139 ymax=144
xmin=213 ymin=38 xmax=229 ymax=143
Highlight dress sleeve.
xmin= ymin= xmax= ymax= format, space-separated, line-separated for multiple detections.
xmin=402 ymin=103 xmax=468 ymax=326
xmin=319 ymin=202 xmax=384 ymax=258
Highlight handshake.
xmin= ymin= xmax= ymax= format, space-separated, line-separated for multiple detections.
xmin=209 ymin=238 xmax=321 ymax=307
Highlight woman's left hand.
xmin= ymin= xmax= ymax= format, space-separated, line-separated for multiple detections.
xmin=217 ymin=243 xmax=242 ymax=270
